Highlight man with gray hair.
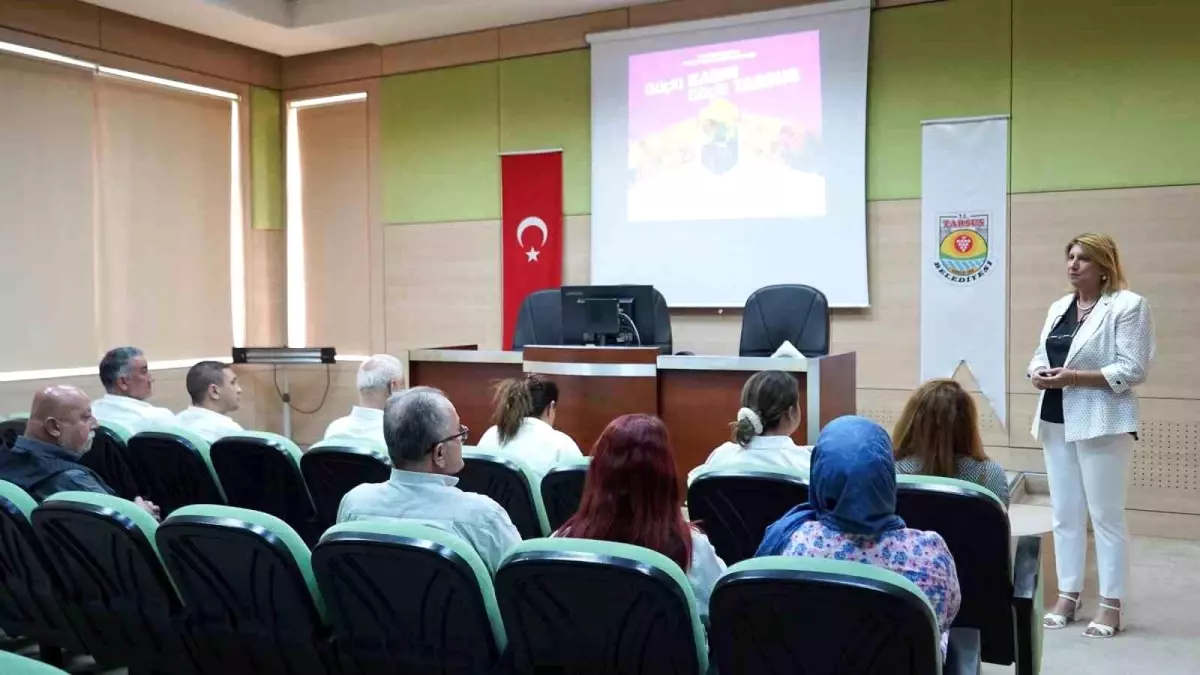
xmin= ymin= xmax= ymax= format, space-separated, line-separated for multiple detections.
xmin=321 ymin=354 xmax=404 ymax=448
xmin=336 ymin=387 xmax=521 ymax=573
xmin=91 ymin=346 xmax=174 ymax=433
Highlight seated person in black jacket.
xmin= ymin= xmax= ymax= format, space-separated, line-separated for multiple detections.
xmin=0 ymin=385 xmax=159 ymax=519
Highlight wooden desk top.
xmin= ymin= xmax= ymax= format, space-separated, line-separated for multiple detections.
xmin=409 ymin=348 xmax=814 ymax=372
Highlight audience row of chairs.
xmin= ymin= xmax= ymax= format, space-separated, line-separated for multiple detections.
xmin=0 ymin=481 xmax=1001 ymax=674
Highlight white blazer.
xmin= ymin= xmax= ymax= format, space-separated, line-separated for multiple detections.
xmin=1027 ymin=290 xmax=1155 ymax=443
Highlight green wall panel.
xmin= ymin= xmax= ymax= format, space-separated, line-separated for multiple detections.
xmin=381 ymin=63 xmax=501 ymax=223
xmin=500 ymin=50 xmax=592 ymax=216
xmin=1011 ymin=0 xmax=1200 ymax=193
xmin=249 ymin=86 xmax=283 ymax=230
xmin=866 ymin=0 xmax=1012 ymax=201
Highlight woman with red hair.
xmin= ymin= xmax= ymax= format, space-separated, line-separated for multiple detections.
xmin=557 ymin=414 xmax=726 ymax=618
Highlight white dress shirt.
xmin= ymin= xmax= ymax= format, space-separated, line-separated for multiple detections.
xmin=687 ymin=529 xmax=727 ymax=620
xmin=91 ymin=394 xmax=174 ymax=434
xmin=688 ymin=434 xmax=812 ymax=484
xmin=337 ymin=469 xmax=523 ymax=575
xmin=1027 ymin=290 xmax=1155 ymax=443
xmin=475 ymin=417 xmax=583 ymax=480
xmin=322 ymin=406 xmax=386 ymax=448
xmin=173 ymin=406 xmax=244 ymax=444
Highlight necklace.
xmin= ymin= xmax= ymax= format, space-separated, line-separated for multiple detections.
xmin=1077 ymin=296 xmax=1098 ymax=311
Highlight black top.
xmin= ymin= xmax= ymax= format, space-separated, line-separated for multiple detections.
xmin=1040 ymin=298 xmax=1081 ymax=423
xmin=0 ymin=435 xmax=115 ymax=501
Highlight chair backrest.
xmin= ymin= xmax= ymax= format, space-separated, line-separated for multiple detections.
xmin=0 ymin=481 xmax=82 ymax=654
xmin=300 ymin=442 xmax=391 ymax=529
xmin=156 ymin=504 xmax=332 ymax=675
xmin=687 ymin=470 xmax=809 ymax=565
xmin=650 ymin=287 xmax=674 ymax=354
xmin=739 ymin=284 xmax=831 ymax=357
xmin=0 ymin=651 xmax=70 ymax=674
xmin=209 ymin=431 xmax=318 ymax=542
xmin=31 ymin=492 xmax=197 ymax=674
xmin=456 ymin=451 xmax=550 ymax=538
xmin=539 ymin=458 xmax=589 ymax=532
xmin=709 ymin=556 xmax=941 ymax=675
xmin=0 ymin=416 xmax=27 ymax=450
xmin=894 ymin=474 xmax=1014 ymax=665
xmin=314 ymin=521 xmax=506 ymax=674
xmin=496 ymin=537 xmax=707 ymax=675
xmin=125 ymin=427 xmax=224 ymax=516
xmin=512 ymin=288 xmax=563 ymax=350
xmin=78 ymin=422 xmax=142 ymax=500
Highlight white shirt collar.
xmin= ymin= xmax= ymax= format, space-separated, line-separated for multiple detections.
xmin=389 ymin=468 xmax=458 ymax=487
xmin=745 ymin=435 xmax=801 ymax=450
xmin=349 ymin=405 xmax=384 ymax=421
xmin=181 ymin=405 xmax=234 ymax=421
xmin=99 ymin=393 xmax=158 ymax=409
xmin=522 ymin=416 xmax=554 ymax=432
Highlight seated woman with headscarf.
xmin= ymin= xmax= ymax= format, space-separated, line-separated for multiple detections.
xmin=757 ymin=415 xmax=961 ymax=651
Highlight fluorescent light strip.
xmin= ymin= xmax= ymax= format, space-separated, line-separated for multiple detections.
xmin=98 ymin=66 xmax=239 ymax=100
xmin=0 ymin=40 xmax=96 ymax=70
xmin=0 ymin=357 xmax=231 ymax=383
xmin=285 ymin=107 xmax=307 ymax=348
xmin=289 ymin=93 xmax=367 ymax=109
xmin=230 ymin=100 xmax=247 ymax=348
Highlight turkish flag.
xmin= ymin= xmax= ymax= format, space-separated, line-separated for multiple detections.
xmin=502 ymin=151 xmax=563 ymax=348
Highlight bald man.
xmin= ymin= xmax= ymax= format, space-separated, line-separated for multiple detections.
xmin=0 ymin=386 xmax=159 ymax=517
xmin=321 ymin=354 xmax=404 ymax=448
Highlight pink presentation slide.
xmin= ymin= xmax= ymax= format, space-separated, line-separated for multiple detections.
xmin=627 ymin=31 xmax=827 ymax=222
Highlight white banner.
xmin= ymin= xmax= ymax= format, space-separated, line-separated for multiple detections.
xmin=920 ymin=116 xmax=1009 ymax=428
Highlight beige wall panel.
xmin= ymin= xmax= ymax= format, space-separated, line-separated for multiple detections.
xmin=299 ymin=101 xmax=372 ymax=355
xmin=0 ymin=54 xmax=97 ymax=371
xmin=672 ymin=312 xmax=742 ymax=355
xmin=282 ymin=45 xmax=382 ymax=90
xmin=629 ymin=0 xmax=825 ymax=27
xmin=384 ymin=221 xmax=503 ymax=354
xmin=96 ymin=79 xmax=232 ymax=361
xmin=236 ymin=363 xmax=359 ymax=445
xmin=829 ymin=199 xmax=920 ymax=390
xmin=97 ymin=8 xmax=277 ymax=88
xmin=563 ymin=215 xmax=591 ymax=286
xmin=1008 ymin=186 xmax=1200 ymax=400
xmin=498 ymin=10 xmax=628 ymax=59
xmin=245 ymin=229 xmax=286 ymax=347
xmin=381 ymin=31 xmax=499 ymax=77
xmin=0 ymin=366 xmax=193 ymax=421
xmin=0 ymin=0 xmax=100 ymax=47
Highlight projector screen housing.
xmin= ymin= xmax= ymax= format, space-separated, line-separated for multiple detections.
xmin=588 ymin=0 xmax=871 ymax=307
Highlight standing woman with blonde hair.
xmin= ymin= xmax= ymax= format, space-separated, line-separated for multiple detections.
xmin=1030 ymin=233 xmax=1154 ymax=638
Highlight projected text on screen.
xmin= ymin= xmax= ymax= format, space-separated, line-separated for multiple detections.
xmin=627 ymin=31 xmax=825 ymax=223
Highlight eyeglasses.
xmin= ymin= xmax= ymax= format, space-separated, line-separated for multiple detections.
xmin=432 ymin=424 xmax=469 ymax=449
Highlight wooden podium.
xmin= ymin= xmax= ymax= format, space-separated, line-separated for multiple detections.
xmin=409 ymin=346 xmax=857 ymax=482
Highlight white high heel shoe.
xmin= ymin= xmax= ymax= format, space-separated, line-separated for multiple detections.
xmin=1043 ymin=593 xmax=1082 ymax=629
xmin=1084 ymin=602 xmax=1123 ymax=638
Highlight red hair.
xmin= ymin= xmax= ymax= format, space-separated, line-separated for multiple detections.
xmin=559 ymin=414 xmax=693 ymax=570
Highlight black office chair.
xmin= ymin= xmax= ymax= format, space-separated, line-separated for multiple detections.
xmin=300 ymin=443 xmax=391 ymax=530
xmin=687 ymin=469 xmax=809 ymax=565
xmin=78 ymin=423 xmax=142 ymax=501
xmin=895 ymin=476 xmax=1042 ymax=674
xmin=540 ymin=460 xmax=589 ymax=531
xmin=739 ymin=284 xmax=831 ymax=357
xmin=511 ymin=289 xmax=562 ymax=350
xmin=649 ymin=288 xmax=674 ymax=354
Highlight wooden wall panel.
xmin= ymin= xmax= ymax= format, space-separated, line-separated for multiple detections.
xmin=245 ymin=229 xmax=286 ymax=347
xmin=0 ymin=0 xmax=99 ymax=47
xmin=498 ymin=10 xmax=628 ymax=59
xmin=97 ymin=9 xmax=279 ymax=88
xmin=381 ymin=30 xmax=499 ymax=76
xmin=282 ymin=45 xmax=381 ymax=90
xmin=383 ymin=221 xmax=503 ymax=354
xmin=563 ymin=215 xmax=591 ymax=286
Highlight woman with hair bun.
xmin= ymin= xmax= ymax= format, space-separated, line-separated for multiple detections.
xmin=687 ymin=370 xmax=811 ymax=484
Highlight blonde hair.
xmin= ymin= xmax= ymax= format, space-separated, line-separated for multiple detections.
xmin=892 ymin=379 xmax=987 ymax=478
xmin=1066 ymin=233 xmax=1127 ymax=295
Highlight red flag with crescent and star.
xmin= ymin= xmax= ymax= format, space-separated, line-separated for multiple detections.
xmin=501 ymin=150 xmax=563 ymax=348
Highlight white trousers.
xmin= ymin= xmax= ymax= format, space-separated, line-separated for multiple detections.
xmin=1041 ymin=422 xmax=1132 ymax=599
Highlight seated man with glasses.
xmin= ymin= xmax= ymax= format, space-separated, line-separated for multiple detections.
xmin=336 ymin=386 xmax=522 ymax=574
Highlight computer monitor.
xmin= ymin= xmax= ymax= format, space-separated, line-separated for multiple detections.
xmin=561 ymin=285 xmax=657 ymax=349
